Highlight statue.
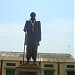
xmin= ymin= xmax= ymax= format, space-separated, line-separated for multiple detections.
xmin=23 ymin=12 xmax=41 ymax=64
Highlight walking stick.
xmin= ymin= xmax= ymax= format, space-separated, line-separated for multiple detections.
xmin=23 ymin=32 xmax=26 ymax=64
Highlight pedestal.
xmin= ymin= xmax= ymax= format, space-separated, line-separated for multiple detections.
xmin=16 ymin=64 xmax=41 ymax=75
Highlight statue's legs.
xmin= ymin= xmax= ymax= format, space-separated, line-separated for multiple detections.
xmin=26 ymin=45 xmax=32 ymax=63
xmin=32 ymin=45 xmax=37 ymax=63
xmin=26 ymin=45 xmax=37 ymax=64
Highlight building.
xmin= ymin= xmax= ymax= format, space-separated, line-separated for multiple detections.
xmin=0 ymin=52 xmax=75 ymax=75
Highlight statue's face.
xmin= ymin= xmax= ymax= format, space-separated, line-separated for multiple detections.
xmin=31 ymin=14 xmax=35 ymax=18
xmin=30 ymin=12 xmax=36 ymax=19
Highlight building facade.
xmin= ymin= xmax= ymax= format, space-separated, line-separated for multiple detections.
xmin=0 ymin=52 xmax=75 ymax=75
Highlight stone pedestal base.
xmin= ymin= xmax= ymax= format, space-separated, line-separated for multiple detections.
xmin=16 ymin=64 xmax=41 ymax=75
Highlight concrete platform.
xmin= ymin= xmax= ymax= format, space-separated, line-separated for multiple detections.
xmin=16 ymin=64 xmax=41 ymax=75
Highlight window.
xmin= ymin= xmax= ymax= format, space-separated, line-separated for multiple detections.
xmin=6 ymin=63 xmax=16 ymax=66
xmin=67 ymin=72 xmax=74 ymax=75
xmin=67 ymin=65 xmax=74 ymax=68
xmin=44 ymin=64 xmax=54 ymax=67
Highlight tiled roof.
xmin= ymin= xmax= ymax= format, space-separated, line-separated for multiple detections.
xmin=0 ymin=52 xmax=74 ymax=62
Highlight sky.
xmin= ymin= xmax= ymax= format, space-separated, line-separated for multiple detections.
xmin=0 ymin=0 xmax=74 ymax=58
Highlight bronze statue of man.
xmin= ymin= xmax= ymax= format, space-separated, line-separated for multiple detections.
xmin=23 ymin=12 xmax=41 ymax=64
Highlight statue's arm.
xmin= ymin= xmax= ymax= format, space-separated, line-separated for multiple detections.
xmin=23 ymin=21 xmax=27 ymax=32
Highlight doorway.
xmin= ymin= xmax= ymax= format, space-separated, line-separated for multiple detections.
xmin=6 ymin=69 xmax=15 ymax=75
xmin=44 ymin=71 xmax=54 ymax=75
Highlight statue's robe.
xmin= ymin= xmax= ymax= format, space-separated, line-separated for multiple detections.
xmin=24 ymin=20 xmax=41 ymax=62
xmin=24 ymin=20 xmax=41 ymax=46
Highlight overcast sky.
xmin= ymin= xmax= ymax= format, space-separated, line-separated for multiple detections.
xmin=0 ymin=0 xmax=74 ymax=58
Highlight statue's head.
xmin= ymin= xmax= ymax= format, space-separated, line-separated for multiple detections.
xmin=30 ymin=12 xmax=36 ymax=19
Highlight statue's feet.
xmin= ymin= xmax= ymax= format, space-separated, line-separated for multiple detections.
xmin=25 ymin=61 xmax=29 ymax=64
xmin=33 ymin=61 xmax=37 ymax=65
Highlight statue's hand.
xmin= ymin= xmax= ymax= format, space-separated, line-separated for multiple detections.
xmin=23 ymin=28 xmax=26 ymax=32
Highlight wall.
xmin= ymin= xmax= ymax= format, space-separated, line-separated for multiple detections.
xmin=1 ymin=60 xmax=75 ymax=75
xmin=41 ymin=62 xmax=75 ymax=75
xmin=2 ymin=60 xmax=20 ymax=75
xmin=41 ymin=62 xmax=58 ymax=75
xmin=60 ymin=62 xmax=75 ymax=75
